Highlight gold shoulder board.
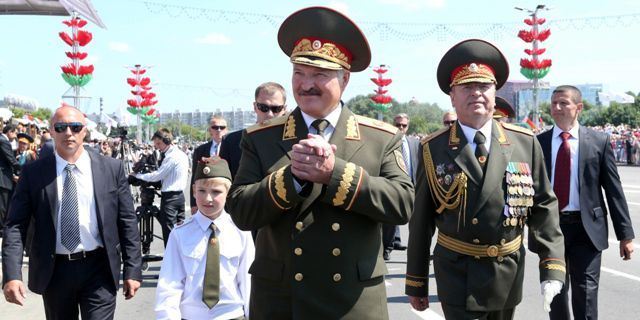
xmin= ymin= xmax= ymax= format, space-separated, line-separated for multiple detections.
xmin=246 ymin=113 xmax=289 ymax=134
xmin=355 ymin=115 xmax=398 ymax=134
xmin=421 ymin=127 xmax=449 ymax=145
xmin=501 ymin=123 xmax=534 ymax=136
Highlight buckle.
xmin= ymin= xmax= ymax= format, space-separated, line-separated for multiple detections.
xmin=486 ymin=245 xmax=499 ymax=257
xmin=67 ymin=251 xmax=87 ymax=261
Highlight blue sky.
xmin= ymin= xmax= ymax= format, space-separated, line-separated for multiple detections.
xmin=1 ymin=0 xmax=640 ymax=117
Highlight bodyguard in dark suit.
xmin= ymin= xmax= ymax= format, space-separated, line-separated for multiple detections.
xmin=219 ymin=81 xmax=288 ymax=180
xmin=2 ymin=106 xmax=142 ymax=320
xmin=382 ymin=113 xmax=419 ymax=260
xmin=405 ymin=39 xmax=566 ymax=319
xmin=190 ymin=116 xmax=227 ymax=213
xmin=227 ymin=7 xmax=414 ymax=319
xmin=537 ymin=85 xmax=635 ymax=320
xmin=0 ymin=124 xmax=20 ymax=237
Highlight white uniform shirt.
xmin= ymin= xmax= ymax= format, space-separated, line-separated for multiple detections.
xmin=459 ymin=120 xmax=493 ymax=154
xmin=135 ymin=145 xmax=189 ymax=192
xmin=54 ymin=150 xmax=103 ymax=254
xmin=155 ymin=211 xmax=254 ymax=320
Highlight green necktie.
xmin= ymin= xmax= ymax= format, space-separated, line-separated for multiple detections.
xmin=202 ymin=223 xmax=220 ymax=309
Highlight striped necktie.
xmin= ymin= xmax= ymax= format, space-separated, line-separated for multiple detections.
xmin=60 ymin=164 xmax=81 ymax=252
xmin=402 ymin=138 xmax=412 ymax=180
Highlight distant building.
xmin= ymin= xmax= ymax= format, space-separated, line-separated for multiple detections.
xmin=159 ymin=108 xmax=256 ymax=131
xmin=498 ymin=81 xmax=602 ymax=121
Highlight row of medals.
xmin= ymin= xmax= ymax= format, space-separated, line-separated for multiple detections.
xmin=504 ymin=165 xmax=534 ymax=228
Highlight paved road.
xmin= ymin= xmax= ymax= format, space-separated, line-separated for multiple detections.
xmin=2 ymin=166 xmax=640 ymax=319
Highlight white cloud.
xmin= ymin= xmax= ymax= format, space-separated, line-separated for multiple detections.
xmin=378 ymin=0 xmax=445 ymax=10
xmin=108 ymin=41 xmax=130 ymax=53
xmin=327 ymin=1 xmax=350 ymax=15
xmin=195 ymin=33 xmax=232 ymax=45
xmin=84 ymin=55 xmax=100 ymax=65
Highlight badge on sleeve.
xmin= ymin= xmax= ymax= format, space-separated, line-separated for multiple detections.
xmin=394 ymin=150 xmax=409 ymax=176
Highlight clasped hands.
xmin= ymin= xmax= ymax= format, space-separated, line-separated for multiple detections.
xmin=291 ymin=134 xmax=337 ymax=185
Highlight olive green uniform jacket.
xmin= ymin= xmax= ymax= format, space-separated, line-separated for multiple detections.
xmin=405 ymin=120 xmax=566 ymax=312
xmin=227 ymin=106 xmax=414 ymax=320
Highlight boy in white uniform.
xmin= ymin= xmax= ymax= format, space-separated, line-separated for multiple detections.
xmin=155 ymin=157 xmax=254 ymax=319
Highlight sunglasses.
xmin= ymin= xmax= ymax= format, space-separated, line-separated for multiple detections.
xmin=256 ymin=103 xmax=285 ymax=114
xmin=443 ymin=120 xmax=456 ymax=126
xmin=53 ymin=122 xmax=84 ymax=133
xmin=395 ymin=123 xmax=408 ymax=129
xmin=210 ymin=125 xmax=227 ymax=131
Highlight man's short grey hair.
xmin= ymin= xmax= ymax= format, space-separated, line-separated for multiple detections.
xmin=394 ymin=113 xmax=410 ymax=122
xmin=255 ymin=82 xmax=287 ymax=103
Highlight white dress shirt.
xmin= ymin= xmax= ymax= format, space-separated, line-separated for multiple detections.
xmin=300 ymin=104 xmax=342 ymax=141
xmin=155 ymin=211 xmax=254 ymax=320
xmin=136 ymin=145 xmax=189 ymax=192
xmin=209 ymin=141 xmax=220 ymax=156
xmin=550 ymin=125 xmax=581 ymax=211
xmin=54 ymin=150 xmax=103 ymax=254
xmin=459 ymin=120 xmax=493 ymax=154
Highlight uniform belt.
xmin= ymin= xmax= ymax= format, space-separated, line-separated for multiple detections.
xmin=56 ymin=247 xmax=104 ymax=261
xmin=437 ymin=233 xmax=522 ymax=258
xmin=560 ymin=210 xmax=580 ymax=216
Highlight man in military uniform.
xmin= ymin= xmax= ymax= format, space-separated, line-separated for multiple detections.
xmin=405 ymin=39 xmax=566 ymax=319
xmin=226 ymin=7 xmax=414 ymax=320
xmin=494 ymin=96 xmax=515 ymax=123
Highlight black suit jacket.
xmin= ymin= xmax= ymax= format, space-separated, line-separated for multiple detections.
xmin=190 ymin=141 xmax=213 ymax=207
xmin=1 ymin=150 xmax=142 ymax=294
xmin=39 ymin=139 xmax=55 ymax=159
xmin=537 ymin=126 xmax=635 ymax=251
xmin=0 ymin=135 xmax=20 ymax=190
xmin=219 ymin=130 xmax=243 ymax=180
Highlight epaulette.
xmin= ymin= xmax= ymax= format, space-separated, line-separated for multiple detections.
xmin=421 ymin=126 xmax=449 ymax=145
xmin=246 ymin=113 xmax=289 ymax=134
xmin=174 ymin=217 xmax=194 ymax=228
xmin=355 ymin=115 xmax=398 ymax=134
xmin=501 ymin=122 xmax=534 ymax=136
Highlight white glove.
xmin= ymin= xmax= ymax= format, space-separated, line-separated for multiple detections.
xmin=540 ymin=280 xmax=563 ymax=312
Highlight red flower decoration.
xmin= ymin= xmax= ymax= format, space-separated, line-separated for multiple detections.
xmin=65 ymin=52 xmax=88 ymax=60
xmin=373 ymin=67 xmax=388 ymax=74
xmin=371 ymin=95 xmax=392 ymax=104
xmin=76 ymin=30 xmax=93 ymax=46
xmin=131 ymin=69 xmax=147 ymax=75
xmin=524 ymin=48 xmax=546 ymax=55
xmin=127 ymin=99 xmax=140 ymax=107
xmin=63 ymin=18 xmax=88 ymax=28
xmin=371 ymin=78 xmax=392 ymax=86
xmin=59 ymin=32 xmax=74 ymax=46
xmin=126 ymin=78 xmax=138 ymax=87
xmin=524 ymin=18 xmax=546 ymax=26
xmin=520 ymin=58 xmax=552 ymax=69
xmin=60 ymin=64 xmax=94 ymax=75
xmin=374 ymin=89 xmax=388 ymax=95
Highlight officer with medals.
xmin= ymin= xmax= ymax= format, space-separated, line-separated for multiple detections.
xmin=405 ymin=39 xmax=566 ymax=319
xmin=226 ymin=6 xmax=414 ymax=320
